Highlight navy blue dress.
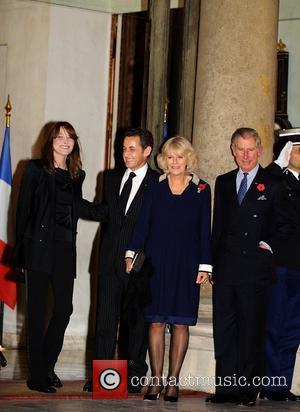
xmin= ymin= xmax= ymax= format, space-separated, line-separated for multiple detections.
xmin=127 ymin=174 xmax=212 ymax=326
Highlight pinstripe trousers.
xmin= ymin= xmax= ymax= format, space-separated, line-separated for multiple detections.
xmin=95 ymin=273 xmax=148 ymax=379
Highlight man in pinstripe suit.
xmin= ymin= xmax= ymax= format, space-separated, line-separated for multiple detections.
xmin=83 ymin=128 xmax=158 ymax=393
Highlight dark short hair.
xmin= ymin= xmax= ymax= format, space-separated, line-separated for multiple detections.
xmin=123 ymin=128 xmax=154 ymax=150
xmin=231 ymin=127 xmax=261 ymax=147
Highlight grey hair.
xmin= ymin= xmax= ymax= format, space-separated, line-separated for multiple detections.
xmin=231 ymin=127 xmax=261 ymax=147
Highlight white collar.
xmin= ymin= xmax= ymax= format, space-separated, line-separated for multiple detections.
xmin=124 ymin=163 xmax=148 ymax=178
xmin=238 ymin=163 xmax=259 ymax=178
xmin=287 ymin=168 xmax=300 ymax=180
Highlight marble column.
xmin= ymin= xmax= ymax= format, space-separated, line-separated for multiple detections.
xmin=146 ymin=0 xmax=170 ymax=163
xmin=178 ymin=0 xmax=201 ymax=142
xmin=193 ymin=0 xmax=279 ymax=184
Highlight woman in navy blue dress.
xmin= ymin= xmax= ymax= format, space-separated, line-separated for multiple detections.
xmin=126 ymin=136 xmax=212 ymax=402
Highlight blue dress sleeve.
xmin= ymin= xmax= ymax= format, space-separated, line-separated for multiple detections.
xmin=198 ymin=182 xmax=212 ymax=266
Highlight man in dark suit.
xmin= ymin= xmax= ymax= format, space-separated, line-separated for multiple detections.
xmin=260 ymin=130 xmax=300 ymax=402
xmin=206 ymin=127 xmax=291 ymax=406
xmin=83 ymin=128 xmax=158 ymax=393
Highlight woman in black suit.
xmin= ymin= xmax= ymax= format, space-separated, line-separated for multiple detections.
xmin=12 ymin=121 xmax=86 ymax=393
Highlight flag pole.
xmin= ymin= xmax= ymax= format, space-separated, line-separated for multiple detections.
xmin=0 ymin=95 xmax=11 ymax=367
xmin=5 ymin=95 xmax=12 ymax=128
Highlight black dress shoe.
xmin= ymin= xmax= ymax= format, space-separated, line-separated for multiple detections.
xmin=284 ymin=390 xmax=300 ymax=401
xmin=206 ymin=393 xmax=237 ymax=403
xmin=47 ymin=371 xmax=63 ymax=388
xmin=259 ymin=390 xmax=274 ymax=400
xmin=27 ymin=380 xmax=56 ymax=393
xmin=83 ymin=379 xmax=93 ymax=392
xmin=260 ymin=389 xmax=300 ymax=401
xmin=237 ymin=395 xmax=256 ymax=407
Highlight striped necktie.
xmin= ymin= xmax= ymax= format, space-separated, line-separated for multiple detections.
xmin=237 ymin=172 xmax=248 ymax=205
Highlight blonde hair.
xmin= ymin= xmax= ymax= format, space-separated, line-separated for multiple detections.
xmin=157 ymin=136 xmax=198 ymax=173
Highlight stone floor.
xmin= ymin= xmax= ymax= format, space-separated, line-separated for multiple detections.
xmin=1 ymin=348 xmax=300 ymax=411
xmin=1 ymin=397 xmax=300 ymax=412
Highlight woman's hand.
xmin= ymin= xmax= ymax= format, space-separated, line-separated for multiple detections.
xmin=196 ymin=271 xmax=209 ymax=284
xmin=125 ymin=257 xmax=133 ymax=274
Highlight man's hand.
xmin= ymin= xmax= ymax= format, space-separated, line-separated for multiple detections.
xmin=259 ymin=241 xmax=272 ymax=253
xmin=196 ymin=271 xmax=209 ymax=284
xmin=125 ymin=257 xmax=133 ymax=274
xmin=275 ymin=141 xmax=293 ymax=168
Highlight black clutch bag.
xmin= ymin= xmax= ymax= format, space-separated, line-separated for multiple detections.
xmin=131 ymin=250 xmax=146 ymax=273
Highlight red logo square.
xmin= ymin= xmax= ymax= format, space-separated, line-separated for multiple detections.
xmin=92 ymin=360 xmax=128 ymax=399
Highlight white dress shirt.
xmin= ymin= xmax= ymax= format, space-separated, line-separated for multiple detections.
xmin=119 ymin=163 xmax=148 ymax=214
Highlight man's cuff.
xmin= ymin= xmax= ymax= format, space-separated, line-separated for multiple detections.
xmin=125 ymin=250 xmax=135 ymax=259
xmin=198 ymin=264 xmax=213 ymax=274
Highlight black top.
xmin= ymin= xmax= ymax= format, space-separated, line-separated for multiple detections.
xmin=54 ymin=168 xmax=73 ymax=242
xmin=12 ymin=159 xmax=85 ymax=275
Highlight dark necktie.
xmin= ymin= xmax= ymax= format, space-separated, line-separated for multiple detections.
xmin=119 ymin=172 xmax=136 ymax=215
xmin=237 ymin=172 xmax=248 ymax=205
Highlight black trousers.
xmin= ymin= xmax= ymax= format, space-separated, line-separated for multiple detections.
xmin=95 ymin=273 xmax=148 ymax=380
xmin=213 ymin=281 xmax=268 ymax=397
xmin=265 ymin=266 xmax=300 ymax=391
xmin=26 ymin=241 xmax=74 ymax=385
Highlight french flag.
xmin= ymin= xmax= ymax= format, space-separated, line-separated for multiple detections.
xmin=0 ymin=125 xmax=16 ymax=309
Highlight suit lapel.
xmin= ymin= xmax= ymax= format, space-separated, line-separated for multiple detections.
xmin=113 ymin=170 xmax=124 ymax=207
xmin=126 ymin=166 xmax=151 ymax=216
xmin=226 ymin=169 xmax=239 ymax=207
xmin=241 ymin=165 xmax=264 ymax=205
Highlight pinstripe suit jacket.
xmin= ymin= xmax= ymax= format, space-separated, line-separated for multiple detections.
xmin=79 ymin=166 xmax=159 ymax=277
xmin=97 ymin=166 xmax=159 ymax=279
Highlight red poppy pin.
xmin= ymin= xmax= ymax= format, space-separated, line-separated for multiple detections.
xmin=256 ymin=183 xmax=265 ymax=192
xmin=197 ymin=183 xmax=206 ymax=193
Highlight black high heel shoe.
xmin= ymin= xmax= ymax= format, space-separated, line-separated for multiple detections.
xmin=143 ymin=384 xmax=164 ymax=401
xmin=164 ymin=384 xmax=179 ymax=402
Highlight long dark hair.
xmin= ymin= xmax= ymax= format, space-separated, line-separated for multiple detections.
xmin=40 ymin=121 xmax=82 ymax=179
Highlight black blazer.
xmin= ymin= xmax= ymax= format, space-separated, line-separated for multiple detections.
xmin=212 ymin=165 xmax=292 ymax=284
xmin=80 ymin=165 xmax=159 ymax=279
xmin=12 ymin=159 xmax=85 ymax=276
xmin=265 ymin=162 xmax=300 ymax=271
